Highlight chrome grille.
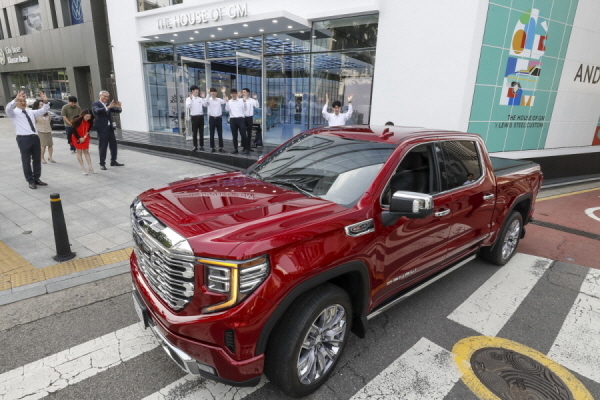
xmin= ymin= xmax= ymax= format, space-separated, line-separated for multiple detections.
xmin=131 ymin=198 xmax=195 ymax=310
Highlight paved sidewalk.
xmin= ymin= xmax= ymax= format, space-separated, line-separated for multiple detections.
xmin=0 ymin=118 xmax=223 ymax=305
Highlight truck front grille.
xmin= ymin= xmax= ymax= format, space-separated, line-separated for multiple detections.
xmin=131 ymin=199 xmax=195 ymax=311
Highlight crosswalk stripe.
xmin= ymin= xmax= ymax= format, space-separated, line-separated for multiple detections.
xmin=142 ymin=375 xmax=268 ymax=400
xmin=350 ymin=338 xmax=461 ymax=400
xmin=548 ymin=268 xmax=600 ymax=384
xmin=446 ymin=253 xmax=552 ymax=336
xmin=0 ymin=323 xmax=158 ymax=400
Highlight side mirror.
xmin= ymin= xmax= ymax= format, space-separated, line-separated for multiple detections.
xmin=381 ymin=191 xmax=434 ymax=226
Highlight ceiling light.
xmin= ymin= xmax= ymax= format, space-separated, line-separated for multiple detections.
xmin=173 ymin=33 xmax=178 ymax=36
xmin=234 ymin=32 xmax=238 ymax=35
xmin=190 ymin=37 xmax=194 ymax=40
xmin=218 ymin=27 xmax=222 ymax=31
xmin=170 ymin=40 xmax=175 ymax=42
xmin=243 ymin=24 xmax=248 ymax=27
xmin=194 ymin=31 xmax=199 ymax=34
xmin=288 ymin=25 xmax=293 ymax=29
xmin=285 ymin=38 xmax=290 ymax=41
xmin=272 ymin=20 xmax=278 ymax=23
xmin=259 ymin=29 xmax=264 ymax=32
xmin=273 ymin=33 xmax=277 ymax=36
xmin=249 ymin=36 xmax=253 ymax=39
xmin=210 ymin=34 xmax=215 ymax=38
xmin=154 ymin=36 xmax=159 ymax=39
xmin=300 ymin=31 xmax=304 ymax=33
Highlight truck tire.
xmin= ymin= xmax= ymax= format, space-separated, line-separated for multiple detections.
xmin=264 ymin=284 xmax=352 ymax=398
xmin=480 ymin=211 xmax=523 ymax=265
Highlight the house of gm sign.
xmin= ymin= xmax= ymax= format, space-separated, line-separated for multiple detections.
xmin=157 ymin=3 xmax=248 ymax=29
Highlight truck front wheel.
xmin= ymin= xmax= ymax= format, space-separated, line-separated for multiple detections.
xmin=265 ymin=284 xmax=352 ymax=398
xmin=481 ymin=211 xmax=523 ymax=265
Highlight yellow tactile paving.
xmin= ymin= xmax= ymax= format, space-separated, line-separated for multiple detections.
xmin=0 ymin=245 xmax=134 ymax=291
xmin=0 ymin=241 xmax=34 ymax=275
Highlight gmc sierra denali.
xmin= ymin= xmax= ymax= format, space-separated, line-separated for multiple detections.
xmin=130 ymin=125 xmax=542 ymax=398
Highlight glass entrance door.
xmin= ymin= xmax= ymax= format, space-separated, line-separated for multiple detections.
xmin=179 ymin=56 xmax=210 ymax=137
xmin=236 ymin=51 xmax=263 ymax=147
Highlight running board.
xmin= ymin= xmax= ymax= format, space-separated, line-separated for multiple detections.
xmin=367 ymin=255 xmax=476 ymax=320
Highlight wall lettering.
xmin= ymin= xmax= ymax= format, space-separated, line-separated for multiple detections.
xmin=157 ymin=3 xmax=247 ymax=30
xmin=574 ymin=64 xmax=600 ymax=84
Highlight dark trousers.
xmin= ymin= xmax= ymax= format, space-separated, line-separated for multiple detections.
xmin=98 ymin=129 xmax=118 ymax=166
xmin=209 ymin=116 xmax=223 ymax=149
xmin=191 ymin=114 xmax=204 ymax=148
xmin=230 ymin=117 xmax=247 ymax=150
xmin=16 ymin=135 xmax=41 ymax=183
xmin=65 ymin=127 xmax=76 ymax=151
xmin=243 ymin=116 xmax=254 ymax=148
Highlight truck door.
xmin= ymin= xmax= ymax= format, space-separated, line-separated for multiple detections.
xmin=373 ymin=143 xmax=453 ymax=306
xmin=436 ymin=140 xmax=496 ymax=262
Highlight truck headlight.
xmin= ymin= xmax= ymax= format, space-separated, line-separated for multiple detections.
xmin=201 ymin=255 xmax=269 ymax=313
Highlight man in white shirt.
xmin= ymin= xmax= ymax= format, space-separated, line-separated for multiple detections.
xmin=205 ymin=87 xmax=228 ymax=153
xmin=322 ymin=93 xmax=354 ymax=127
xmin=186 ymin=85 xmax=206 ymax=151
xmin=241 ymin=88 xmax=261 ymax=148
xmin=7 ymin=90 xmax=50 ymax=189
xmin=225 ymin=89 xmax=248 ymax=154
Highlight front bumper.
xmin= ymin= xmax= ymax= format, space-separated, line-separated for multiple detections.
xmin=131 ymin=283 xmax=264 ymax=386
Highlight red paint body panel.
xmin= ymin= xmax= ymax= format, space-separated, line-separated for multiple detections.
xmin=130 ymin=125 xmax=542 ymax=384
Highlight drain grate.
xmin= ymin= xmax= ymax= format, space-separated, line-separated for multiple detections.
xmin=530 ymin=219 xmax=600 ymax=241
xmin=471 ymin=347 xmax=574 ymax=400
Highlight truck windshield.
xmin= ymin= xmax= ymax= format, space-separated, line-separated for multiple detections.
xmin=246 ymin=133 xmax=397 ymax=207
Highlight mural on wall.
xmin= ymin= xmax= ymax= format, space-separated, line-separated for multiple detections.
xmin=468 ymin=1 xmax=579 ymax=152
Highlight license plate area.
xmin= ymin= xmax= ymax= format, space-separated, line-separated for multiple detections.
xmin=132 ymin=289 xmax=150 ymax=329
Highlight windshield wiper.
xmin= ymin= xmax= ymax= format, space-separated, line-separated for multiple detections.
xmin=265 ymin=179 xmax=316 ymax=197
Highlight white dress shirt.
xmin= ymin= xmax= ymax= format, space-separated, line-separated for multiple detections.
xmin=206 ymin=97 xmax=226 ymax=117
xmin=6 ymin=100 xmax=50 ymax=135
xmin=242 ymin=97 xmax=259 ymax=117
xmin=186 ymin=95 xmax=205 ymax=116
xmin=226 ymin=98 xmax=246 ymax=118
xmin=322 ymin=103 xmax=353 ymax=127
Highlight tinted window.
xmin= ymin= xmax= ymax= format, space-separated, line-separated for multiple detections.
xmin=246 ymin=133 xmax=396 ymax=207
xmin=440 ymin=141 xmax=482 ymax=190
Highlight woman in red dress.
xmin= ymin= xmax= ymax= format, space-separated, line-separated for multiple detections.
xmin=71 ymin=109 xmax=96 ymax=175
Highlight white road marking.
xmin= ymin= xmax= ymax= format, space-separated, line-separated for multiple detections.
xmin=548 ymin=268 xmax=600 ymax=384
xmin=584 ymin=206 xmax=600 ymax=222
xmin=350 ymin=338 xmax=461 ymax=400
xmin=0 ymin=323 xmax=158 ymax=400
xmin=447 ymin=253 xmax=552 ymax=336
xmin=142 ymin=375 xmax=268 ymax=400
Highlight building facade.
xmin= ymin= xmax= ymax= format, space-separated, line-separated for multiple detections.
xmin=108 ymin=0 xmax=600 ymax=174
xmin=0 ymin=0 xmax=112 ymax=110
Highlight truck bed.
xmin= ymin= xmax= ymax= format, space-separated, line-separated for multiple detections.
xmin=490 ymin=156 xmax=539 ymax=176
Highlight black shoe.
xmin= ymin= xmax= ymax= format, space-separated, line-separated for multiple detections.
xmin=111 ymin=162 xmax=124 ymax=166
xmin=219 ymin=148 xmax=225 ymax=153
xmin=232 ymin=150 xmax=239 ymax=154
xmin=35 ymin=180 xmax=48 ymax=186
xmin=211 ymin=148 xmax=216 ymax=153
xmin=192 ymin=147 xmax=197 ymax=151
xmin=29 ymin=182 xmax=37 ymax=189
xmin=247 ymin=148 xmax=254 ymax=152
xmin=199 ymin=147 xmax=205 ymax=151
xmin=100 ymin=165 xmax=107 ymax=170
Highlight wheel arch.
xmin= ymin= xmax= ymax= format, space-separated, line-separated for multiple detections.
xmin=255 ymin=260 xmax=370 ymax=356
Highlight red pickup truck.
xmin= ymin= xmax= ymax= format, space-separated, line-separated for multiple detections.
xmin=130 ymin=125 xmax=542 ymax=397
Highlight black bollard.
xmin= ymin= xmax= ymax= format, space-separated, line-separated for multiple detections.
xmin=50 ymin=193 xmax=76 ymax=262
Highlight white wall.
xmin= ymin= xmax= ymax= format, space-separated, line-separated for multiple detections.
xmin=370 ymin=0 xmax=488 ymax=131
xmin=545 ymin=0 xmax=600 ymax=149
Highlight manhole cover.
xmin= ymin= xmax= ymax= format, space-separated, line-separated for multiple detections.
xmin=471 ymin=347 xmax=574 ymax=400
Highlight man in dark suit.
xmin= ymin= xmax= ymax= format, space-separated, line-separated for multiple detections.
xmin=92 ymin=90 xmax=123 ymax=170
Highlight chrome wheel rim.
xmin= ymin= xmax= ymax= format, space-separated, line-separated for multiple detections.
xmin=502 ymin=219 xmax=521 ymax=260
xmin=297 ymin=304 xmax=347 ymax=385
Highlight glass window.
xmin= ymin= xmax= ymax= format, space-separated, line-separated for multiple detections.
xmin=247 ymin=132 xmax=396 ymax=207
xmin=312 ymin=50 xmax=376 ymax=127
xmin=439 ymin=141 xmax=483 ymax=191
xmin=144 ymin=63 xmax=178 ymax=132
xmin=313 ymin=14 xmax=378 ymax=52
xmin=264 ymin=31 xmax=311 ymax=55
xmin=144 ymin=42 xmax=175 ymax=63
xmin=138 ymin=0 xmax=182 ymax=12
xmin=19 ymin=1 xmax=42 ymax=35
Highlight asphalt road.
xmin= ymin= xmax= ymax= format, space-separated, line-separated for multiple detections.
xmin=1 ymin=251 xmax=598 ymax=399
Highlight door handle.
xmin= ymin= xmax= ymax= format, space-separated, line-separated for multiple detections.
xmin=434 ymin=209 xmax=450 ymax=217
xmin=483 ymin=193 xmax=495 ymax=200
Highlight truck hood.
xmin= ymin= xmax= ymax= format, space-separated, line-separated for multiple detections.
xmin=139 ymin=172 xmax=346 ymax=257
